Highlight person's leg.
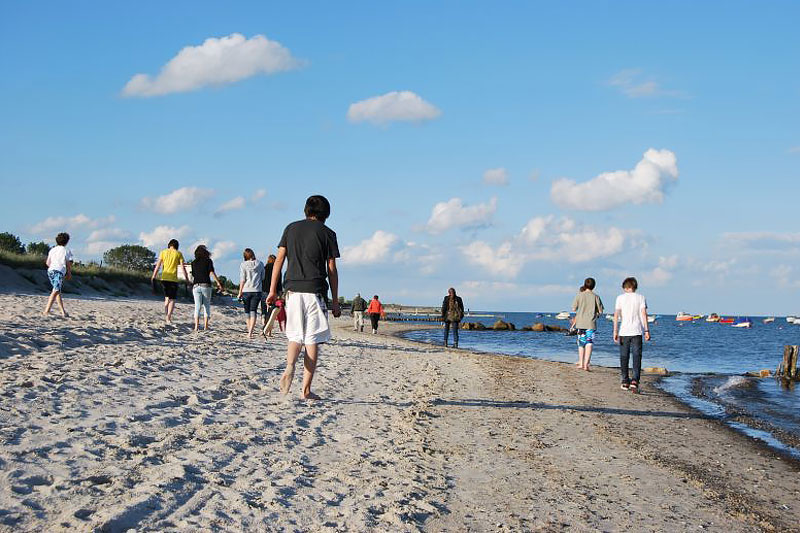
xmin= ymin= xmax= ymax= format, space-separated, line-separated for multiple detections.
xmin=631 ymin=335 xmax=643 ymax=384
xmin=261 ymin=297 xmax=269 ymax=326
xmin=55 ymin=292 xmax=67 ymax=317
xmin=166 ymin=298 xmax=176 ymax=324
xmin=43 ymin=292 xmax=56 ymax=315
xmin=619 ymin=336 xmax=631 ymax=385
xmin=453 ymin=321 xmax=459 ymax=347
xmin=443 ymin=321 xmax=450 ymax=346
xmin=301 ymin=343 xmax=319 ymax=399
xmin=192 ymin=286 xmax=202 ymax=331
xmin=202 ymin=287 xmax=212 ymax=330
xmin=371 ymin=314 xmax=378 ymax=333
xmin=280 ymin=341 xmax=302 ymax=393
xmin=583 ymin=343 xmax=593 ymax=370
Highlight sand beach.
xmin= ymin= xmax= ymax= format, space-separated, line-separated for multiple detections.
xmin=0 ymin=293 xmax=798 ymax=532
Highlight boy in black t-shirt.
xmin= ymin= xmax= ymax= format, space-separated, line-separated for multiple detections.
xmin=267 ymin=195 xmax=341 ymax=400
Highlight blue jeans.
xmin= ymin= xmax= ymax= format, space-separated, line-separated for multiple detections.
xmin=444 ymin=321 xmax=460 ymax=346
xmin=242 ymin=291 xmax=262 ymax=319
xmin=619 ymin=335 xmax=643 ymax=384
xmin=192 ymin=285 xmax=212 ymax=318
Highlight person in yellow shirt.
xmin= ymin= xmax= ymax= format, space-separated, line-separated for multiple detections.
xmin=151 ymin=239 xmax=190 ymax=325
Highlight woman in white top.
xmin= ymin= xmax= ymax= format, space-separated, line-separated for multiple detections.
xmin=42 ymin=232 xmax=73 ymax=317
xmin=612 ymin=277 xmax=651 ymax=393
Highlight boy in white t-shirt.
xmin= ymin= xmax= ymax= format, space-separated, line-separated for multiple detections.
xmin=42 ymin=232 xmax=73 ymax=317
xmin=613 ymin=277 xmax=650 ymax=393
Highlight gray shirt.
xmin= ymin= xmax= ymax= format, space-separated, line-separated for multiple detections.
xmin=239 ymin=260 xmax=265 ymax=293
xmin=571 ymin=290 xmax=604 ymax=330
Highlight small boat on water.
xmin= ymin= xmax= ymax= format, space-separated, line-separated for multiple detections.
xmin=555 ymin=311 xmax=571 ymax=320
xmin=647 ymin=315 xmax=658 ymax=323
xmin=732 ymin=317 xmax=753 ymax=328
xmin=719 ymin=317 xmax=735 ymax=324
xmin=787 ymin=316 xmax=797 ymax=324
xmin=763 ymin=317 xmax=775 ymax=324
xmin=675 ymin=312 xmax=694 ymax=322
xmin=706 ymin=313 xmax=720 ymax=323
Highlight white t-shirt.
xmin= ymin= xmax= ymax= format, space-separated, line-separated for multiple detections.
xmin=47 ymin=245 xmax=73 ymax=274
xmin=615 ymin=292 xmax=647 ymax=336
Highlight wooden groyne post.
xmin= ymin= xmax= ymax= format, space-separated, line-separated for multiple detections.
xmin=776 ymin=345 xmax=799 ymax=381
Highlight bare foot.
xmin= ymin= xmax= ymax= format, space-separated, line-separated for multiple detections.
xmin=279 ymin=372 xmax=293 ymax=394
xmin=61 ymin=312 xmax=69 ymax=318
xmin=301 ymin=392 xmax=321 ymax=400
xmin=583 ymin=366 xmax=591 ymax=372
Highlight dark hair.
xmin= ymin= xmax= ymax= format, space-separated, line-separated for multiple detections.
xmin=243 ymin=248 xmax=256 ymax=261
xmin=448 ymin=287 xmax=457 ymax=303
xmin=168 ymin=239 xmax=179 ymax=250
xmin=622 ymin=277 xmax=638 ymax=291
xmin=267 ymin=254 xmax=277 ymax=263
xmin=373 ymin=295 xmax=379 ymax=300
xmin=582 ymin=277 xmax=596 ymax=291
xmin=55 ymin=232 xmax=70 ymax=246
xmin=194 ymin=245 xmax=210 ymax=260
xmin=304 ymin=195 xmax=331 ymax=222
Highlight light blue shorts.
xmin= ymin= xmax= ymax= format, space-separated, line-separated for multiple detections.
xmin=577 ymin=328 xmax=595 ymax=347
xmin=48 ymin=270 xmax=65 ymax=292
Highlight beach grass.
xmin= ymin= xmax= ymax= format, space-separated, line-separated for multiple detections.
xmin=0 ymin=249 xmax=151 ymax=284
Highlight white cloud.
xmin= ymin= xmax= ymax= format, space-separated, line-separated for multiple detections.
xmin=482 ymin=167 xmax=509 ymax=186
xmin=84 ymin=228 xmax=132 ymax=255
xmin=461 ymin=280 xmax=576 ymax=298
xmin=519 ymin=215 xmax=628 ymax=262
xmin=214 ymin=196 xmax=246 ymax=217
xmin=342 ymin=231 xmax=401 ymax=265
xmin=139 ymin=225 xmax=192 ymax=249
xmin=252 ymin=189 xmax=267 ymax=202
xmin=607 ymin=69 xmax=684 ymax=98
xmin=424 ymin=197 xmax=497 ymax=234
xmin=29 ymin=214 xmax=116 ymax=235
xmin=723 ymin=232 xmax=800 ymax=251
xmin=770 ymin=265 xmax=800 ymax=289
xmin=140 ymin=187 xmax=214 ymax=214
xmin=461 ymin=241 xmax=526 ymax=278
xmin=347 ymin=91 xmax=441 ymax=125
xmin=211 ymin=240 xmax=238 ymax=260
xmin=551 ymin=148 xmax=678 ymax=211
xmin=786 ymin=146 xmax=800 ymax=154
xmin=122 ymin=33 xmax=302 ymax=97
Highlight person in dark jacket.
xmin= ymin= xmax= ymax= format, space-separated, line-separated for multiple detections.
xmin=262 ymin=254 xmax=283 ymax=326
xmin=351 ymin=292 xmax=367 ymax=332
xmin=441 ymin=287 xmax=465 ymax=348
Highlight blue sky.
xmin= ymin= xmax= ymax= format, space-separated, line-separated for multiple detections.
xmin=1 ymin=1 xmax=799 ymax=314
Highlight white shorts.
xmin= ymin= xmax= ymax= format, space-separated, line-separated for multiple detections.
xmin=285 ymin=292 xmax=331 ymax=345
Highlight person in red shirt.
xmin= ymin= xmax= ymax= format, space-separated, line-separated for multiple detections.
xmin=366 ymin=295 xmax=385 ymax=334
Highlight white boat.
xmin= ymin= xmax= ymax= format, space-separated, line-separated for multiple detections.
xmin=763 ymin=317 xmax=775 ymax=324
xmin=555 ymin=311 xmax=571 ymax=320
xmin=787 ymin=316 xmax=797 ymax=324
xmin=732 ymin=317 xmax=753 ymax=328
xmin=647 ymin=315 xmax=658 ymax=323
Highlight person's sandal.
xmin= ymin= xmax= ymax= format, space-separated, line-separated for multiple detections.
xmin=629 ymin=381 xmax=639 ymax=393
xmin=620 ymin=383 xmax=629 ymax=390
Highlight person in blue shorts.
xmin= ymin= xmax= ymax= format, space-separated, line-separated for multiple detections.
xmin=570 ymin=277 xmax=604 ymax=371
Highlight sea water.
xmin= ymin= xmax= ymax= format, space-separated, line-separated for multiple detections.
xmin=399 ymin=312 xmax=800 ymax=458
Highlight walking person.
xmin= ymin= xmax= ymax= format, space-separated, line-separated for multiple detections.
xmin=570 ymin=277 xmax=604 ymax=371
xmin=190 ymin=245 xmax=224 ymax=332
xmin=42 ymin=232 xmax=73 ymax=317
xmin=366 ymin=295 xmax=385 ymax=334
xmin=267 ymin=195 xmax=341 ymax=400
xmin=237 ymin=248 xmax=265 ymax=339
xmin=151 ymin=239 xmax=190 ymax=325
xmin=261 ymin=254 xmax=282 ymax=327
xmin=613 ymin=277 xmax=650 ymax=393
xmin=441 ymin=287 xmax=465 ymax=348
xmin=351 ymin=292 xmax=367 ymax=332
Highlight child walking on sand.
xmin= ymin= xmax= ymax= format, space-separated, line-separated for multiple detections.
xmin=571 ymin=277 xmax=604 ymax=371
xmin=267 ymin=195 xmax=341 ymax=400
xmin=151 ymin=239 xmax=190 ymax=325
xmin=42 ymin=232 xmax=73 ymax=317
xmin=613 ymin=277 xmax=650 ymax=393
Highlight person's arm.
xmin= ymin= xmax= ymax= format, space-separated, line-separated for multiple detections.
xmin=210 ymin=272 xmax=224 ymax=292
xmin=237 ymin=262 xmax=245 ymax=299
xmin=613 ymin=308 xmax=621 ymax=343
xmin=66 ymin=260 xmax=73 ymax=281
xmin=151 ymin=257 xmax=163 ymax=281
xmin=597 ymin=296 xmax=604 ymax=317
xmin=327 ymin=257 xmax=341 ymax=317
xmin=641 ymin=301 xmax=650 ymax=341
xmin=181 ymin=263 xmax=190 ymax=285
xmin=267 ymin=248 xmax=286 ymax=305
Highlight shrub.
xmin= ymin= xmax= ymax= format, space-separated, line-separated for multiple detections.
xmin=0 ymin=232 xmax=24 ymax=254
xmin=26 ymin=241 xmax=51 ymax=256
xmin=103 ymin=245 xmax=156 ymax=272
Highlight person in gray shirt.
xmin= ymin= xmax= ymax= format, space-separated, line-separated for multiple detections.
xmin=237 ymin=248 xmax=265 ymax=339
xmin=570 ymin=277 xmax=604 ymax=371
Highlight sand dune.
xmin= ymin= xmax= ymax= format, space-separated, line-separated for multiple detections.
xmin=0 ymin=293 xmax=797 ymax=532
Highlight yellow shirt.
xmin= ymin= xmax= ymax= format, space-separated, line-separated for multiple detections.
xmin=159 ymin=248 xmax=185 ymax=282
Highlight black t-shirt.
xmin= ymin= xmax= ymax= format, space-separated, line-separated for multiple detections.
xmin=278 ymin=219 xmax=340 ymax=294
xmin=263 ymin=262 xmax=283 ymax=294
xmin=192 ymin=257 xmax=214 ymax=284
